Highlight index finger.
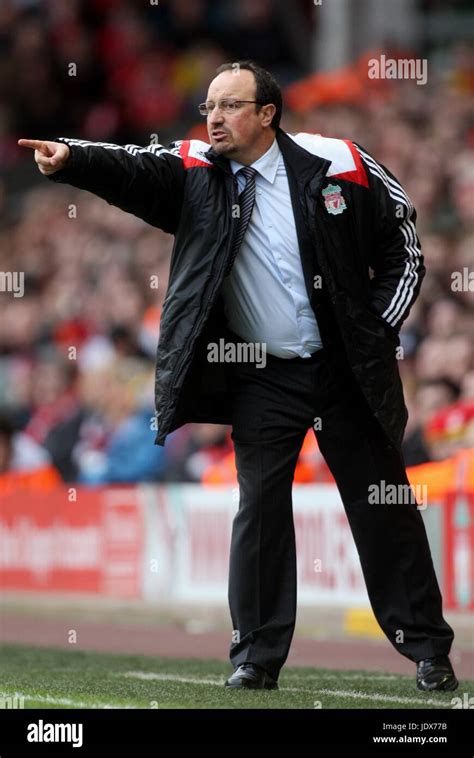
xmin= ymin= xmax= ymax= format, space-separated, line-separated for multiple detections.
xmin=18 ymin=139 xmax=47 ymax=151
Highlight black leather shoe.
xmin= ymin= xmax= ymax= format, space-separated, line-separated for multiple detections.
xmin=225 ymin=663 xmax=278 ymax=690
xmin=416 ymin=655 xmax=458 ymax=692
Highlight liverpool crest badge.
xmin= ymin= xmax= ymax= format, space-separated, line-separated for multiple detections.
xmin=322 ymin=184 xmax=347 ymax=215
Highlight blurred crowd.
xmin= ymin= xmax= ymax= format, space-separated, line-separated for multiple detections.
xmin=0 ymin=0 xmax=473 ymax=487
xmin=0 ymin=0 xmax=307 ymax=166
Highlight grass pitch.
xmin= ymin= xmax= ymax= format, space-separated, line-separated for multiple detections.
xmin=0 ymin=644 xmax=470 ymax=710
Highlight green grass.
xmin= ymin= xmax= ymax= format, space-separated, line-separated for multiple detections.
xmin=0 ymin=644 xmax=471 ymax=709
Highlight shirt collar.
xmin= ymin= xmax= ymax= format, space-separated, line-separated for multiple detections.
xmin=230 ymin=137 xmax=280 ymax=185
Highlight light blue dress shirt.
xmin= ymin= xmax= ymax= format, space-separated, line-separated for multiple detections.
xmin=222 ymin=137 xmax=323 ymax=358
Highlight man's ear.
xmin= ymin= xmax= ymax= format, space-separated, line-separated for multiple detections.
xmin=260 ymin=104 xmax=276 ymax=128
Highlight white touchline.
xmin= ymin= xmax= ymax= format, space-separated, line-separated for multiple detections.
xmin=311 ymin=688 xmax=454 ymax=707
xmin=119 ymin=673 xmax=453 ymax=706
xmin=280 ymin=675 xmax=401 ymax=682
xmin=120 ymin=671 xmax=396 ymax=684
xmin=121 ymin=672 xmax=226 ymax=686
xmin=4 ymin=691 xmax=136 ymax=709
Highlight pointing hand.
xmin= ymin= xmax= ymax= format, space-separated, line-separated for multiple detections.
xmin=17 ymin=139 xmax=70 ymax=176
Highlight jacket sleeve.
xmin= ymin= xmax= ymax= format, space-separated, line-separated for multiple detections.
xmin=355 ymin=143 xmax=425 ymax=332
xmin=46 ymin=138 xmax=186 ymax=234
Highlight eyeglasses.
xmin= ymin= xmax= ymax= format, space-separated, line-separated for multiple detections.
xmin=198 ymin=99 xmax=263 ymax=116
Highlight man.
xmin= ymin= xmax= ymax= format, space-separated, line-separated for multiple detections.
xmin=19 ymin=60 xmax=457 ymax=692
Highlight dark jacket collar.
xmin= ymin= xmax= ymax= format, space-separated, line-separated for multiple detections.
xmin=205 ymin=128 xmax=332 ymax=183
xmin=204 ymin=145 xmax=232 ymax=174
xmin=276 ymin=128 xmax=331 ymax=185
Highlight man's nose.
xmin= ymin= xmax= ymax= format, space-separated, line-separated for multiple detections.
xmin=208 ymin=106 xmax=224 ymax=125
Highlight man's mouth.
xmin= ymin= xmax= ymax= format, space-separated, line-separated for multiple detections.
xmin=212 ymin=131 xmax=229 ymax=141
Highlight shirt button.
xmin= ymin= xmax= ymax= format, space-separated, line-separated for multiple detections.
xmin=288 ymin=283 xmax=292 ymax=289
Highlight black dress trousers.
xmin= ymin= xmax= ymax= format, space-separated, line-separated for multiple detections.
xmin=224 ymin=334 xmax=454 ymax=682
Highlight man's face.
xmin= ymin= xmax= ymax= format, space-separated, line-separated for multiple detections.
xmin=206 ymin=70 xmax=270 ymax=157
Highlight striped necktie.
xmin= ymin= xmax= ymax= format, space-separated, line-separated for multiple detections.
xmin=224 ymin=166 xmax=258 ymax=277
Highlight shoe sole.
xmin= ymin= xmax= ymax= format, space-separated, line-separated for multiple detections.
xmin=224 ymin=680 xmax=278 ymax=690
xmin=417 ymin=677 xmax=459 ymax=692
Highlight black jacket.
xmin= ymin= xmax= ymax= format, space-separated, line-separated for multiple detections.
xmin=49 ymin=128 xmax=425 ymax=449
